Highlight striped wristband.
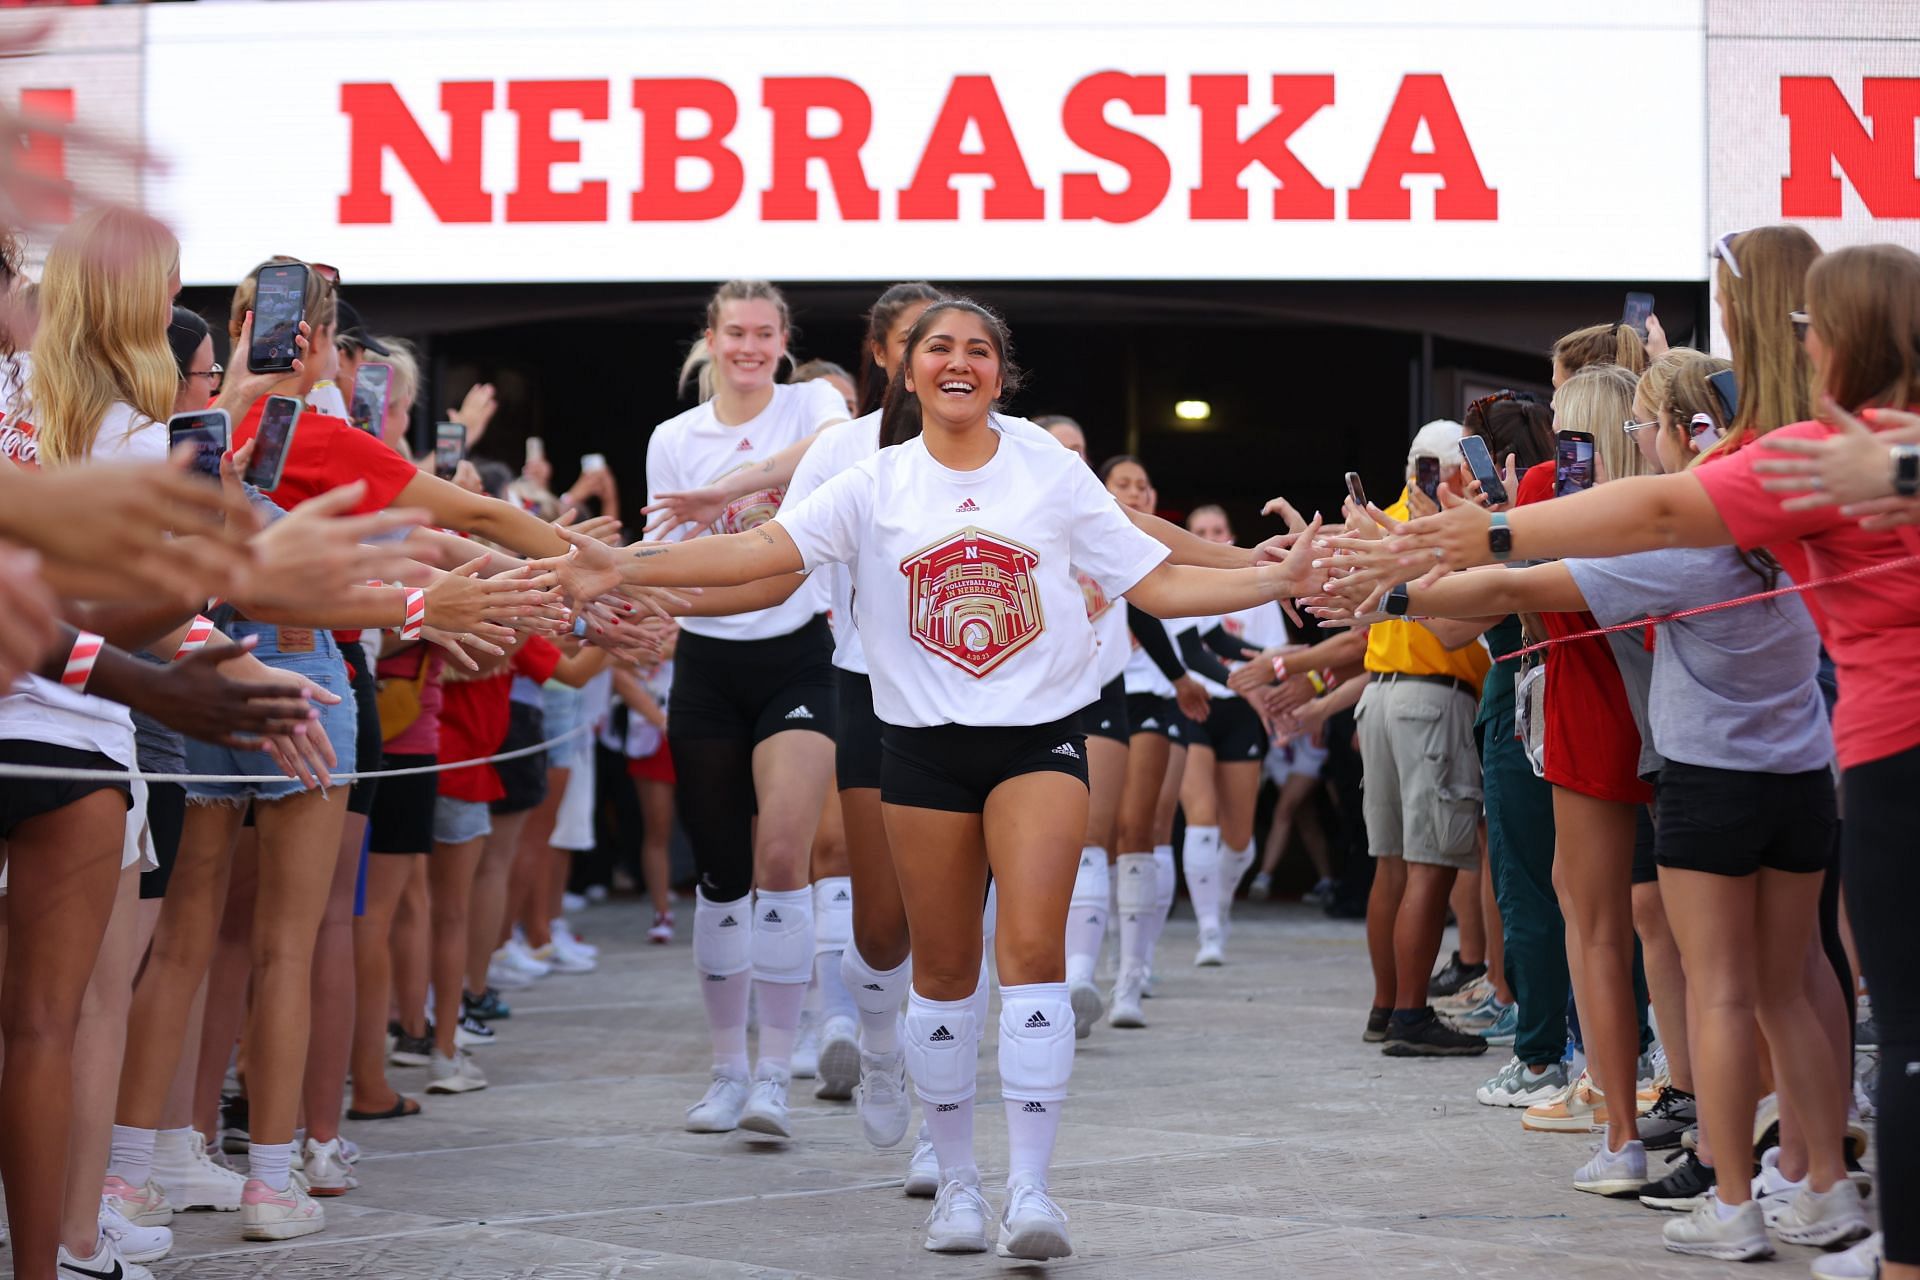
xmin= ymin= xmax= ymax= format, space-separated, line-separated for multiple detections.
xmin=399 ymin=588 xmax=426 ymax=640
xmin=62 ymin=631 xmax=104 ymax=691
xmin=175 ymin=615 xmax=216 ymax=661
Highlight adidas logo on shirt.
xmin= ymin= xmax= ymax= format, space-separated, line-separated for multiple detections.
xmin=763 ymin=909 xmax=781 ymax=924
xmin=785 ymin=705 xmax=814 ymax=720
xmin=736 ymin=437 xmax=755 ymax=451
xmin=1025 ymin=1011 xmax=1051 ymax=1029
xmin=929 ymin=1025 xmax=955 ymax=1042
xmin=955 ymin=497 xmax=979 ymax=512
xmin=1022 ymin=1100 xmax=1048 ymax=1114
xmin=1051 ymin=742 xmax=1080 ymax=759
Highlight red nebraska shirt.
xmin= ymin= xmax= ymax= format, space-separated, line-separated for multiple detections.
xmin=436 ymin=638 xmax=562 ymax=804
xmin=233 ymin=397 xmax=418 ymax=516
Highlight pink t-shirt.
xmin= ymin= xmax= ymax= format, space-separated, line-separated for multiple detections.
xmin=1694 ymin=419 xmax=1920 ymax=770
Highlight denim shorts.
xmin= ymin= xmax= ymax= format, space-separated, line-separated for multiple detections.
xmin=433 ymin=795 xmax=492 ymax=845
xmin=183 ymin=623 xmax=357 ymax=804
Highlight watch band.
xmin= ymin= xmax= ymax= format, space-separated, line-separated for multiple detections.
xmin=1384 ymin=584 xmax=1412 ymax=616
xmin=1488 ymin=511 xmax=1514 ymax=562
xmin=1893 ymin=443 xmax=1920 ymax=497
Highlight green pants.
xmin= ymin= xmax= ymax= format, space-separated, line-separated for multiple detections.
xmin=1479 ymin=706 xmax=1569 ymax=1066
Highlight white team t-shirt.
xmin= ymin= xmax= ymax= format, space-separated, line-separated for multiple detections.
xmin=776 ymin=426 xmax=1170 ymax=729
xmin=645 ymin=379 xmax=847 ymax=642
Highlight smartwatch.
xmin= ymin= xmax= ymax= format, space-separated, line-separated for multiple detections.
xmin=1893 ymin=443 xmax=1920 ymax=497
xmin=1488 ymin=511 xmax=1514 ymax=562
xmin=1383 ymin=584 xmax=1413 ymax=617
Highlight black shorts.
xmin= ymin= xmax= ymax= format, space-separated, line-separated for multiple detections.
xmin=1125 ymin=692 xmax=1181 ymax=741
xmin=368 ymin=754 xmax=436 ymax=854
xmin=491 ymin=701 xmax=549 ymax=815
xmin=0 ymin=741 xmax=131 ymax=837
xmin=343 ymin=646 xmax=382 ymax=818
xmin=1632 ymin=800 xmax=1659 ymax=885
xmin=669 ymin=615 xmax=837 ymax=746
xmin=881 ymin=716 xmax=1089 ymax=814
xmin=1078 ymin=675 xmax=1129 ymax=745
xmin=836 ymin=668 xmax=884 ymax=792
xmin=139 ymin=781 xmax=186 ymax=900
xmin=1655 ymin=761 xmax=1835 ymax=878
xmin=1181 ymin=696 xmax=1267 ymax=762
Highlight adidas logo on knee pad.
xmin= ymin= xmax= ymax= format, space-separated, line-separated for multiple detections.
xmin=832 ymin=888 xmax=850 ymax=903
xmin=862 ymin=983 xmax=885 ymax=991
xmin=1024 ymin=1011 xmax=1051 ymax=1029
xmin=1022 ymin=1100 xmax=1048 ymax=1114
xmin=936 ymin=1101 xmax=960 ymax=1112
xmin=719 ymin=915 xmax=738 ymax=927
xmin=929 ymin=1026 xmax=955 ymax=1042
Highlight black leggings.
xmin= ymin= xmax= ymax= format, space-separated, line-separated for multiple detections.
xmin=1840 ymin=744 xmax=1919 ymax=1265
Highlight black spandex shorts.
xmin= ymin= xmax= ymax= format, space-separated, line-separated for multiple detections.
xmin=344 ymin=645 xmax=382 ymax=818
xmin=0 ymin=741 xmax=131 ymax=837
xmin=491 ymin=701 xmax=549 ymax=815
xmin=669 ymin=615 xmax=838 ymax=746
xmin=139 ymin=781 xmax=186 ymax=900
xmin=1632 ymin=801 xmax=1659 ymax=886
xmin=881 ymin=716 xmax=1089 ymax=814
xmin=1125 ymin=692 xmax=1183 ymax=742
xmin=836 ymin=668 xmax=884 ymax=792
xmin=1180 ymin=696 xmax=1267 ymax=762
xmin=1078 ymin=675 xmax=1129 ymax=745
xmin=1655 ymin=761 xmax=1835 ymax=878
xmin=368 ymin=754 xmax=436 ymax=854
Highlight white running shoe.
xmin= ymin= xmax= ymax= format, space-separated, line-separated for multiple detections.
xmin=485 ymin=950 xmax=537 ymax=991
xmin=240 ymin=1176 xmax=325 ymax=1241
xmin=791 ymin=1011 xmax=822 ymax=1079
xmin=1660 ymin=1192 xmax=1773 ymax=1261
xmin=1194 ymin=925 xmax=1225 ymax=967
xmin=102 ymin=1174 xmax=173 ymax=1227
xmin=551 ymin=918 xmax=599 ymax=960
xmin=1573 ymin=1139 xmax=1646 ymax=1196
xmin=454 ymin=1013 xmax=496 ymax=1049
xmin=996 ymin=1177 xmax=1073 ymax=1260
xmin=152 ymin=1127 xmax=245 ymax=1212
xmin=425 ymin=1049 xmax=488 ymax=1094
xmin=904 ymin=1125 xmax=939 ymax=1197
xmin=535 ymin=935 xmax=597 ymax=974
xmin=59 ymin=1232 xmax=154 ymax=1280
xmin=854 ymin=1049 xmax=912 ymax=1148
xmin=1476 ymin=1056 xmax=1569 ymax=1108
xmin=502 ymin=937 xmax=553 ymax=979
xmin=1813 ymin=1232 xmax=1884 ymax=1280
xmin=1772 ymin=1179 xmax=1871 ymax=1249
xmin=561 ymin=891 xmax=590 ymax=913
xmin=923 ymin=1171 xmax=992 ymax=1253
xmin=100 ymin=1199 xmax=172 ymax=1264
xmin=1751 ymin=1145 xmax=1805 ymax=1225
xmin=685 ymin=1071 xmax=748 ymax=1133
xmin=302 ymin=1137 xmax=358 ymax=1197
xmin=1068 ymin=979 xmax=1104 ymax=1041
xmin=1108 ymin=968 xmax=1147 ymax=1028
xmin=739 ymin=1070 xmax=793 ymax=1140
xmin=814 ymin=1015 xmax=861 ymax=1101
xmin=647 ymin=911 xmax=676 ymax=945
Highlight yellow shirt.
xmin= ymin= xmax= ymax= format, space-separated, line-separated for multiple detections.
xmin=1362 ymin=491 xmax=1492 ymax=692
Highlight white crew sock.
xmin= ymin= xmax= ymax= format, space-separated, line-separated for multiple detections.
xmin=694 ymin=890 xmax=753 ymax=1077
xmin=1064 ymin=848 xmax=1109 ymax=987
xmin=1220 ymin=838 xmax=1256 ymax=925
xmin=1145 ymin=845 xmax=1177 ymax=963
xmin=108 ymin=1124 xmax=157 ymax=1187
xmin=1114 ymin=853 xmax=1157 ymax=975
xmin=1183 ymin=825 xmax=1223 ymax=932
xmin=247 ymin=1141 xmax=295 ymax=1192
xmin=700 ymin=977 xmax=751 ymax=1079
xmin=752 ymin=980 xmax=808 ymax=1076
xmin=812 ymin=876 xmax=856 ymax=1023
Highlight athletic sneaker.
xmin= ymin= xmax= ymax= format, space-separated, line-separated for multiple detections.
xmin=685 ymin=1071 xmax=748 ymax=1133
xmin=454 ymin=1013 xmax=496 ymax=1048
xmin=1249 ymin=872 xmax=1274 ymax=900
xmin=425 ymin=1049 xmax=487 ymax=1094
xmin=1573 ymin=1139 xmax=1646 ymax=1197
xmin=1443 ymin=987 xmax=1506 ymax=1030
xmin=1753 ymin=1147 xmax=1807 ymax=1224
xmin=996 ymin=1178 xmax=1073 ymax=1260
xmin=1637 ymin=1086 xmax=1697 ymax=1151
xmin=240 ymin=1177 xmax=324 ymax=1241
xmin=1812 ymin=1232 xmax=1884 ymax=1280
xmin=923 ymin=1171 xmax=992 ymax=1253
xmin=1639 ymin=1149 xmax=1715 ymax=1211
xmin=1363 ymin=1006 xmax=1390 ymax=1044
xmin=535 ymin=934 xmax=597 ymax=974
xmin=485 ymin=952 xmax=537 ymax=991
xmin=1477 ymin=1057 xmax=1569 ymax=1108
xmin=152 ymin=1127 xmax=245 ymax=1212
xmin=1427 ymin=950 xmax=1486 ymax=998
xmin=904 ymin=1127 xmax=939 ymax=1197
xmin=1069 ymin=979 xmax=1105 ymax=1040
xmin=102 ymin=1174 xmax=173 ymax=1227
xmin=1303 ymin=876 xmax=1336 ymax=907
xmin=854 ymin=1050 xmax=911 ymax=1148
xmin=1661 ymin=1192 xmax=1773 ymax=1261
xmin=58 ymin=1232 xmax=153 ymax=1280
xmin=551 ymin=918 xmax=599 ymax=960
xmin=388 ymin=1023 xmax=434 ymax=1068
xmin=100 ymin=1199 xmax=172 ymax=1264
xmin=1772 ymin=1180 xmax=1871 ymax=1249
xmin=648 ymin=911 xmax=675 ymax=945
xmin=219 ymin=1093 xmax=250 ymax=1155
xmin=1477 ymin=1000 xmax=1519 ymax=1046
xmin=815 ymin=1015 xmax=860 ymax=1101
xmin=302 ymin=1138 xmax=357 ymax=1197
xmin=1523 ymin=1069 xmax=1607 ymax=1133
xmin=562 ymin=891 xmax=589 ymax=913
xmin=1193 ymin=925 xmax=1225 ymax=967
xmin=1435 ymin=974 xmax=1494 ymax=1014
xmin=463 ymin=987 xmax=511 ymax=1022
xmin=1382 ymin=1007 xmax=1490 ymax=1057
xmin=739 ymin=1070 xmax=793 ymax=1140
xmin=1108 ymin=968 xmax=1147 ymax=1029
xmin=791 ymin=1012 xmax=822 ymax=1079
xmin=499 ymin=937 xmax=553 ymax=981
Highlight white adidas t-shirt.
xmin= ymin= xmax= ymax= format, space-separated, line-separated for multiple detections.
xmin=645 ymin=379 xmax=847 ymax=642
xmin=775 ymin=426 xmax=1169 ymax=729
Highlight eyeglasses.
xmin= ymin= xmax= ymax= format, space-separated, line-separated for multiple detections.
xmin=188 ymin=362 xmax=224 ymax=392
xmin=1623 ymin=417 xmax=1659 ymax=437
xmin=1710 ymin=230 xmax=1744 ymax=279
xmin=1789 ymin=310 xmax=1810 ymax=343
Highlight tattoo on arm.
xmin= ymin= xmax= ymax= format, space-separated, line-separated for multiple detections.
xmin=631 ymin=548 xmax=668 ymax=559
xmin=757 ymin=530 xmax=775 ymax=545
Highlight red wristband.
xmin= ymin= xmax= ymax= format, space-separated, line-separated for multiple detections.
xmin=399 ymin=588 xmax=426 ymax=640
xmin=62 ymin=631 xmax=103 ymax=691
xmin=1271 ymin=655 xmax=1287 ymax=682
xmin=175 ymin=615 xmax=216 ymax=661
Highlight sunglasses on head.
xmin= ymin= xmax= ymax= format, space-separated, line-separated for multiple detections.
xmin=1467 ymin=389 xmax=1538 ymax=420
xmin=1710 ymin=230 xmax=1743 ymax=280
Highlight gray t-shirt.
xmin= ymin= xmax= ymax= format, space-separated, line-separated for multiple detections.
xmin=1568 ymin=546 xmax=1831 ymax=774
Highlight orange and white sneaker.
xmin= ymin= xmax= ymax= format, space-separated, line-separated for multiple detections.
xmin=241 ymin=1177 xmax=325 ymax=1241
xmin=102 ymin=1173 xmax=174 ymax=1227
xmin=1522 ymin=1069 xmax=1609 ymax=1133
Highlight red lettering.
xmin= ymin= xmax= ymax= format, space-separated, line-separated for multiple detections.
xmin=505 ymin=80 xmax=609 ymax=223
xmin=1781 ymin=76 xmax=1920 ymax=218
xmin=1061 ymin=73 xmax=1170 ymax=223
xmin=12 ymin=88 xmax=75 ymax=223
xmin=1348 ymin=75 xmax=1496 ymax=221
xmin=339 ymin=82 xmax=493 ymax=225
xmin=1189 ymin=75 xmax=1334 ymax=220
xmin=760 ymin=77 xmax=879 ymax=221
xmin=631 ymin=78 xmax=742 ymax=221
xmin=899 ymin=76 xmax=1044 ymax=221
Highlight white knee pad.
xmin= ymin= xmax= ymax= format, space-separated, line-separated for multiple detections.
xmin=981 ymin=880 xmax=998 ymax=946
xmin=904 ymin=991 xmax=979 ymax=1105
xmin=997 ymin=983 xmax=1075 ymax=1102
xmin=1069 ymin=849 xmax=1111 ymax=910
xmin=750 ymin=887 xmax=815 ymax=984
xmin=1115 ymin=853 xmax=1157 ymax=915
xmin=812 ymin=876 xmax=853 ymax=955
xmin=693 ymin=890 xmax=753 ymax=977
xmin=841 ymin=945 xmax=909 ymax=1018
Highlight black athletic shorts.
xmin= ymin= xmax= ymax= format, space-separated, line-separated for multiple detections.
xmin=491 ymin=701 xmax=549 ymax=815
xmin=343 ymin=646 xmax=382 ymax=818
xmin=1125 ymin=692 xmax=1182 ymax=741
xmin=1655 ymin=761 xmax=1835 ymax=878
xmin=0 ymin=741 xmax=131 ymax=837
xmin=139 ymin=781 xmax=186 ymax=900
xmin=836 ymin=668 xmax=884 ymax=792
xmin=1180 ymin=696 xmax=1267 ymax=762
xmin=881 ymin=716 xmax=1089 ymax=814
xmin=368 ymin=754 xmax=436 ymax=854
xmin=1632 ymin=801 xmax=1659 ymax=886
xmin=669 ymin=615 xmax=837 ymax=746
xmin=1078 ymin=675 xmax=1129 ymax=745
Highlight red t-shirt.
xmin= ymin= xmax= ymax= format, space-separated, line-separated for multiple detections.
xmin=233 ymin=398 xmax=419 ymax=516
xmin=436 ymin=637 xmax=562 ymax=803
xmin=1518 ymin=462 xmax=1654 ymax=804
xmin=1695 ymin=420 xmax=1920 ymax=770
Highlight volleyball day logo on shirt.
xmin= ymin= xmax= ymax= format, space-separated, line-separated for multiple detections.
xmin=899 ymin=527 xmax=1045 ymax=677
xmin=710 ymin=462 xmax=783 ymax=535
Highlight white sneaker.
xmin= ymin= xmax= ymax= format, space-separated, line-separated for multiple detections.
xmin=1772 ymin=1179 xmax=1872 ymax=1249
xmin=454 ymin=1013 xmax=496 ymax=1049
xmin=535 ymin=936 xmax=596 ymax=974
xmin=1751 ymin=1145 xmax=1806 ymax=1225
xmin=996 ymin=1177 xmax=1073 ymax=1260
xmin=562 ymin=891 xmax=590 ymax=913
xmin=1573 ymin=1139 xmax=1646 ymax=1196
xmin=551 ymin=918 xmax=599 ymax=959
xmin=152 ymin=1127 xmax=245 ymax=1212
xmin=923 ymin=1171 xmax=992 ymax=1253
xmin=738 ymin=1070 xmax=793 ymax=1140
xmin=59 ymin=1232 xmax=154 ymax=1280
xmin=302 ymin=1137 xmax=358 ymax=1197
xmin=502 ymin=937 xmax=553 ymax=979
xmin=425 ymin=1049 xmax=488 ymax=1094
xmin=904 ymin=1125 xmax=939 ymax=1197
xmin=685 ymin=1071 xmax=748 ymax=1133
xmin=1194 ymin=925 xmax=1225 ymax=967
xmin=1660 ymin=1192 xmax=1773 ymax=1261
xmin=1069 ymin=979 xmax=1104 ymax=1041
xmin=100 ymin=1199 xmax=172 ymax=1264
xmin=1477 ymin=1056 xmax=1569 ymax=1108
xmin=240 ymin=1176 xmax=325 ymax=1241
xmin=486 ymin=950 xmax=537 ymax=991
xmin=854 ymin=1049 xmax=912 ymax=1148
xmin=791 ymin=1011 xmax=822 ymax=1079
xmin=101 ymin=1174 xmax=173 ymax=1227
xmin=1108 ymin=968 xmax=1147 ymax=1028
xmin=814 ymin=1015 xmax=860 ymax=1101
xmin=1813 ymin=1232 xmax=1884 ymax=1280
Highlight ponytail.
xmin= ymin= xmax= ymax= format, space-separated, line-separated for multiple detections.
xmin=1552 ymin=322 xmax=1649 ymax=378
xmin=677 ymin=336 xmax=715 ymax=402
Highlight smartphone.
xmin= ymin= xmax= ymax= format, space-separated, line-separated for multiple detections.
xmin=525 ymin=436 xmax=545 ymax=464
xmin=1707 ymin=369 xmax=1740 ymax=422
xmin=1344 ymin=471 xmax=1368 ymax=509
xmin=244 ymin=396 xmax=302 ymax=491
xmin=435 ymin=421 xmax=466 ymax=479
xmin=348 ymin=362 xmax=391 ymax=437
xmin=1414 ymin=455 xmax=1441 ymax=504
xmin=1621 ymin=291 xmax=1655 ymax=339
xmin=581 ymin=452 xmax=607 ymax=474
xmin=167 ymin=408 xmax=230 ymax=481
xmin=1554 ymin=431 xmax=1596 ymax=498
xmin=1459 ymin=433 xmax=1508 ymax=507
xmin=248 ymin=262 xmax=309 ymax=374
